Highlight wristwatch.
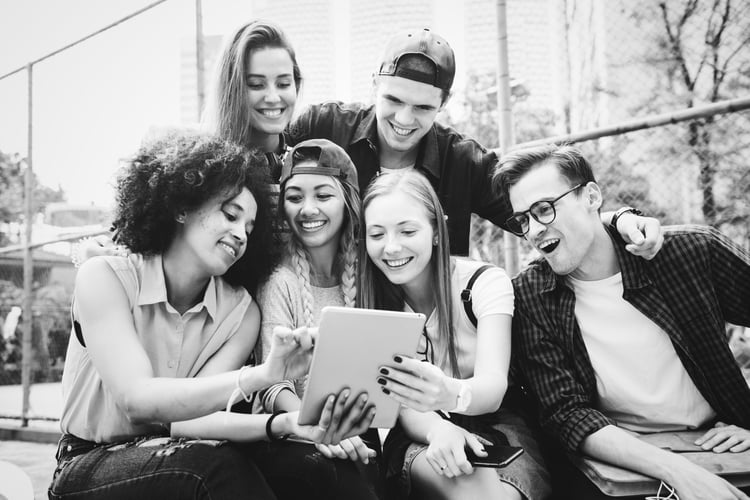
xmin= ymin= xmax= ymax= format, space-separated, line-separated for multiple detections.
xmin=451 ymin=380 xmax=472 ymax=413
xmin=611 ymin=206 xmax=643 ymax=231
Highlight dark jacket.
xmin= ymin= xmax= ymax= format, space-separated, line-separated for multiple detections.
xmin=287 ymin=101 xmax=510 ymax=256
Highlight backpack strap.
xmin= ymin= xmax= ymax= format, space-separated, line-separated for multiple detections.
xmin=460 ymin=264 xmax=494 ymax=328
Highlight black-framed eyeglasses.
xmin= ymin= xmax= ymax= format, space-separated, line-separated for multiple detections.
xmin=415 ymin=326 xmax=435 ymax=364
xmin=505 ymin=184 xmax=583 ymax=236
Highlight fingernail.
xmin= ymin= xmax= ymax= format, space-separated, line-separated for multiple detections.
xmin=380 ymin=368 xmax=389 ymax=375
xmin=381 ymin=387 xmax=390 ymax=395
xmin=377 ymin=377 xmax=387 ymax=385
xmin=393 ymin=355 xmax=403 ymax=363
xmin=359 ymin=394 xmax=368 ymax=403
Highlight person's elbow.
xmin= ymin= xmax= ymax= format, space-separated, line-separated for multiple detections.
xmin=470 ymin=373 xmax=507 ymax=415
xmin=116 ymin=387 xmax=169 ymax=426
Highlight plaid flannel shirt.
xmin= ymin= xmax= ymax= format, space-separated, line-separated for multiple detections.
xmin=512 ymin=224 xmax=750 ymax=453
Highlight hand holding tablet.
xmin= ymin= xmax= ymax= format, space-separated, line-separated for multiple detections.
xmin=298 ymin=307 xmax=425 ymax=428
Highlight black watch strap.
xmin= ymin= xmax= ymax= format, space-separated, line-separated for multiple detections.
xmin=611 ymin=207 xmax=643 ymax=231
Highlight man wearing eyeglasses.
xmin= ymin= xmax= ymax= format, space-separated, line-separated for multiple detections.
xmin=493 ymin=143 xmax=750 ymax=500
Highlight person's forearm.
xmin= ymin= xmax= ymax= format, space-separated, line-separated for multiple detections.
xmin=272 ymin=387 xmax=301 ymax=413
xmin=581 ymin=425 xmax=693 ymax=484
xmin=123 ymin=364 xmax=275 ymax=425
xmin=171 ymin=411 xmax=270 ymax=442
xmin=601 ymin=211 xmax=616 ymax=226
xmin=398 ymin=406 xmax=446 ymax=444
xmin=460 ymin=372 xmax=507 ymax=415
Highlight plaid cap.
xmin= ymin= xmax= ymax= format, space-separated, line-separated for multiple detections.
xmin=280 ymin=139 xmax=359 ymax=192
xmin=377 ymin=28 xmax=455 ymax=92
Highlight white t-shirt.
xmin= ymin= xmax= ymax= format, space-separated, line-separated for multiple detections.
xmin=405 ymin=258 xmax=514 ymax=379
xmin=569 ymin=273 xmax=716 ymax=432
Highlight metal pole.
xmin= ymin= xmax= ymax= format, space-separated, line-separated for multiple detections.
xmin=21 ymin=63 xmax=34 ymax=427
xmin=195 ymin=0 xmax=205 ymax=122
xmin=496 ymin=0 xmax=519 ymax=276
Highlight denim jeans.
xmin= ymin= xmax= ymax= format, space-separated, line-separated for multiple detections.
xmin=48 ymin=434 xmax=275 ymax=500
xmin=246 ymin=439 xmax=381 ymax=500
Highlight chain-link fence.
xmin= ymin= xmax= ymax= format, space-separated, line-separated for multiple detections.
xmin=1 ymin=0 xmax=749 ymax=423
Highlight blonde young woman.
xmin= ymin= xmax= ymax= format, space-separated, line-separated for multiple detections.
xmin=359 ymin=170 xmax=552 ymax=500
xmin=254 ymin=138 xmax=379 ymax=499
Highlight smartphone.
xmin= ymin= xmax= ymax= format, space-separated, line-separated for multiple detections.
xmin=466 ymin=445 xmax=524 ymax=468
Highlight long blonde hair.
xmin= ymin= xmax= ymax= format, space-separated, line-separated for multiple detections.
xmin=281 ymin=167 xmax=360 ymax=327
xmin=357 ymin=171 xmax=458 ymax=376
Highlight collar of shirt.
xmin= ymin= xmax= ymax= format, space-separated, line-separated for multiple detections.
xmin=537 ymin=225 xmax=652 ymax=296
xmin=137 ymin=254 xmax=217 ymax=320
xmin=349 ymin=104 xmax=442 ymax=180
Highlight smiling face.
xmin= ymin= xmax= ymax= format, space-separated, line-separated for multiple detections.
xmin=508 ymin=162 xmax=601 ymax=277
xmin=245 ymin=47 xmax=298 ymax=141
xmin=374 ymin=76 xmax=443 ymax=156
xmin=364 ymin=191 xmax=434 ymax=289
xmin=176 ymin=187 xmax=257 ymax=278
xmin=283 ymin=170 xmax=346 ymax=254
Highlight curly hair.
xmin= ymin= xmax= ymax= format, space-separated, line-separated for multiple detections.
xmin=112 ymin=132 xmax=279 ymax=293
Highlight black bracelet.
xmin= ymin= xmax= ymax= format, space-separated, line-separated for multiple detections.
xmin=265 ymin=411 xmax=290 ymax=441
xmin=611 ymin=206 xmax=643 ymax=231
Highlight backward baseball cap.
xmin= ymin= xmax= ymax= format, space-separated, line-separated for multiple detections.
xmin=377 ymin=28 xmax=455 ymax=92
xmin=280 ymin=138 xmax=359 ymax=192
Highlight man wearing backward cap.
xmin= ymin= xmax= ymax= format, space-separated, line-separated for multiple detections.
xmin=287 ymin=28 xmax=663 ymax=258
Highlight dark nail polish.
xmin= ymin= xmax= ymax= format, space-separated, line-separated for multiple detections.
xmin=380 ymin=368 xmax=389 ymax=375
xmin=393 ymin=355 xmax=403 ymax=363
xmin=377 ymin=377 xmax=386 ymax=385
xmin=381 ymin=387 xmax=390 ymax=395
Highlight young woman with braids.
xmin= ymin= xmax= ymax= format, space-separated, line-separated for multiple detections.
xmin=252 ymin=138 xmax=380 ymax=499
xmin=49 ymin=132 xmax=374 ymax=500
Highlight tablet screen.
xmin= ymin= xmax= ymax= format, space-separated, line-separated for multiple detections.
xmin=298 ymin=306 xmax=425 ymax=428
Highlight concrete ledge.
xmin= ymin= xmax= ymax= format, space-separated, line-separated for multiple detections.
xmin=0 ymin=425 xmax=61 ymax=444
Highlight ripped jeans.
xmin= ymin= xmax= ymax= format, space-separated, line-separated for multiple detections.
xmin=48 ymin=434 xmax=275 ymax=500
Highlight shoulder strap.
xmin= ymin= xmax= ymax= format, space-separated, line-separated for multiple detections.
xmin=460 ymin=264 xmax=494 ymax=328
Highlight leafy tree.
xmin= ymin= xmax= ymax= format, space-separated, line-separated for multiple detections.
xmin=629 ymin=0 xmax=750 ymax=225
xmin=0 ymin=150 xmax=66 ymax=245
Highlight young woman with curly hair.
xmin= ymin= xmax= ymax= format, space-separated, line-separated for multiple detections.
xmin=49 ymin=133 xmax=374 ymax=500
xmin=359 ymin=170 xmax=552 ymax=500
xmin=252 ymin=138 xmax=380 ymax=499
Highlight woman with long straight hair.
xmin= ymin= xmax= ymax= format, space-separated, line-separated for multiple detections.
xmin=359 ymin=170 xmax=552 ymax=500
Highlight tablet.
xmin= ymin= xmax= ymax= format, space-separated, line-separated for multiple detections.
xmin=298 ymin=306 xmax=426 ymax=429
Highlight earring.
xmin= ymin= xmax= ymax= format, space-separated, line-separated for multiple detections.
xmin=433 ymin=237 xmax=438 ymax=246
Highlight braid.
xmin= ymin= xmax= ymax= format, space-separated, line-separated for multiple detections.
xmin=339 ymin=232 xmax=358 ymax=308
xmin=291 ymin=240 xmax=315 ymax=328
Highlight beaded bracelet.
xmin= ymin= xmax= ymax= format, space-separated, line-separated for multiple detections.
xmin=265 ymin=411 xmax=290 ymax=442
